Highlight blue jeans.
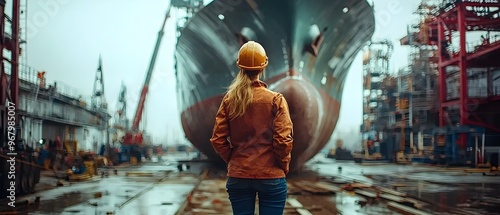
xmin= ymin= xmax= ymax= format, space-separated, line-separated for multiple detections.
xmin=226 ymin=177 xmax=287 ymax=215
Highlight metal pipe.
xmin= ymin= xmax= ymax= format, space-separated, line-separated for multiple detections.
xmin=452 ymin=134 xmax=456 ymax=163
xmin=437 ymin=16 xmax=446 ymax=126
xmin=482 ymin=133 xmax=485 ymax=164
xmin=410 ymin=131 xmax=414 ymax=153
xmin=409 ymin=78 xmax=413 ymax=128
xmin=475 ymin=135 xmax=478 ymax=167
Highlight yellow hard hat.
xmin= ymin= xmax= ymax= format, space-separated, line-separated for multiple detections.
xmin=236 ymin=41 xmax=268 ymax=70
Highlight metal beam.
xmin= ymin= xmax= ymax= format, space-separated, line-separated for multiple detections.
xmin=438 ymin=16 xmax=447 ymax=127
xmin=458 ymin=4 xmax=469 ymax=125
xmin=466 ymin=42 xmax=500 ymax=60
xmin=442 ymin=99 xmax=461 ymax=107
xmin=466 ymin=119 xmax=500 ymax=133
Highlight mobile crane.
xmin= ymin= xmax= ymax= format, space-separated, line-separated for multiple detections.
xmin=119 ymin=6 xmax=171 ymax=163
xmin=1 ymin=0 xmax=41 ymax=198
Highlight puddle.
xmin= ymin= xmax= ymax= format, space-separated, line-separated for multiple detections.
xmin=311 ymin=161 xmax=500 ymax=214
xmin=334 ymin=192 xmax=398 ymax=215
xmin=401 ymin=183 xmax=500 ymax=214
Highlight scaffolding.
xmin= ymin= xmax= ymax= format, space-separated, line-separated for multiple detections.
xmin=358 ymin=0 xmax=443 ymax=159
xmin=397 ymin=0 xmax=441 ymax=132
xmin=426 ymin=0 xmax=500 ymax=134
xmin=361 ymin=40 xmax=394 ymax=149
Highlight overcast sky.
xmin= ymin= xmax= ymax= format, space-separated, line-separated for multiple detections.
xmin=11 ymin=0 xmax=421 ymax=145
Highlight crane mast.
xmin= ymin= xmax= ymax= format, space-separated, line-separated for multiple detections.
xmin=122 ymin=6 xmax=171 ymax=145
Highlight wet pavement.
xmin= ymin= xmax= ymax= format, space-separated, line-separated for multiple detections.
xmin=1 ymin=153 xmax=500 ymax=214
xmin=0 ymin=154 xmax=205 ymax=215
xmin=332 ymin=193 xmax=397 ymax=215
xmin=307 ymin=155 xmax=500 ymax=215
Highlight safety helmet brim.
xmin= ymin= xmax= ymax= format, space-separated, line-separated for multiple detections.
xmin=237 ymin=59 xmax=268 ymax=70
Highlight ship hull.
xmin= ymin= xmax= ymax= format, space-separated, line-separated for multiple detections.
xmin=181 ymin=73 xmax=340 ymax=169
xmin=175 ymin=0 xmax=375 ymax=171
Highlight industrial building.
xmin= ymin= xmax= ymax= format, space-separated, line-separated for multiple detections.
xmin=359 ymin=0 xmax=500 ymax=166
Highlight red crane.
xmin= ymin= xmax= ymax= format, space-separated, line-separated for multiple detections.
xmin=121 ymin=6 xmax=171 ymax=146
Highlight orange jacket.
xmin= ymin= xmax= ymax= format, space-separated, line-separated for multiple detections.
xmin=210 ymin=80 xmax=293 ymax=179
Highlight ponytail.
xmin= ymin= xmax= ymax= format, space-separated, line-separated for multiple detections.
xmin=226 ymin=70 xmax=254 ymax=119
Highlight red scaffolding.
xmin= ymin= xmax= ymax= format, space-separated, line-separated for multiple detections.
xmin=429 ymin=0 xmax=500 ymax=133
xmin=1 ymin=0 xmax=21 ymax=127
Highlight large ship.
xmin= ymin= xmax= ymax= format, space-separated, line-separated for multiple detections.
xmin=175 ymin=0 xmax=375 ymax=171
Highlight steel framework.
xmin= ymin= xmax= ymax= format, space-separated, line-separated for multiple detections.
xmin=430 ymin=0 xmax=500 ymax=133
xmin=361 ymin=40 xmax=394 ymax=142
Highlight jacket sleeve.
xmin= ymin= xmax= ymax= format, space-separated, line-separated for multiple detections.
xmin=272 ymin=94 xmax=293 ymax=174
xmin=209 ymin=97 xmax=232 ymax=163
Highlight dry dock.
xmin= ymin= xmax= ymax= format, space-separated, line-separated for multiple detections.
xmin=1 ymin=155 xmax=499 ymax=215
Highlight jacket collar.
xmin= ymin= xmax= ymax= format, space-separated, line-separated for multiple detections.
xmin=252 ymin=80 xmax=268 ymax=88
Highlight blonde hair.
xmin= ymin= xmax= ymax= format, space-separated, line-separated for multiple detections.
xmin=226 ymin=70 xmax=262 ymax=119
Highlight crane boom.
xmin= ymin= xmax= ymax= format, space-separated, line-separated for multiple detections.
xmin=122 ymin=6 xmax=171 ymax=145
xmin=131 ymin=6 xmax=171 ymax=131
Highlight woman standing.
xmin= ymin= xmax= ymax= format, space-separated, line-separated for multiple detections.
xmin=210 ymin=41 xmax=293 ymax=215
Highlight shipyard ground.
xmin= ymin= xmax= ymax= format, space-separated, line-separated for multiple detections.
xmin=1 ymin=154 xmax=499 ymax=215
